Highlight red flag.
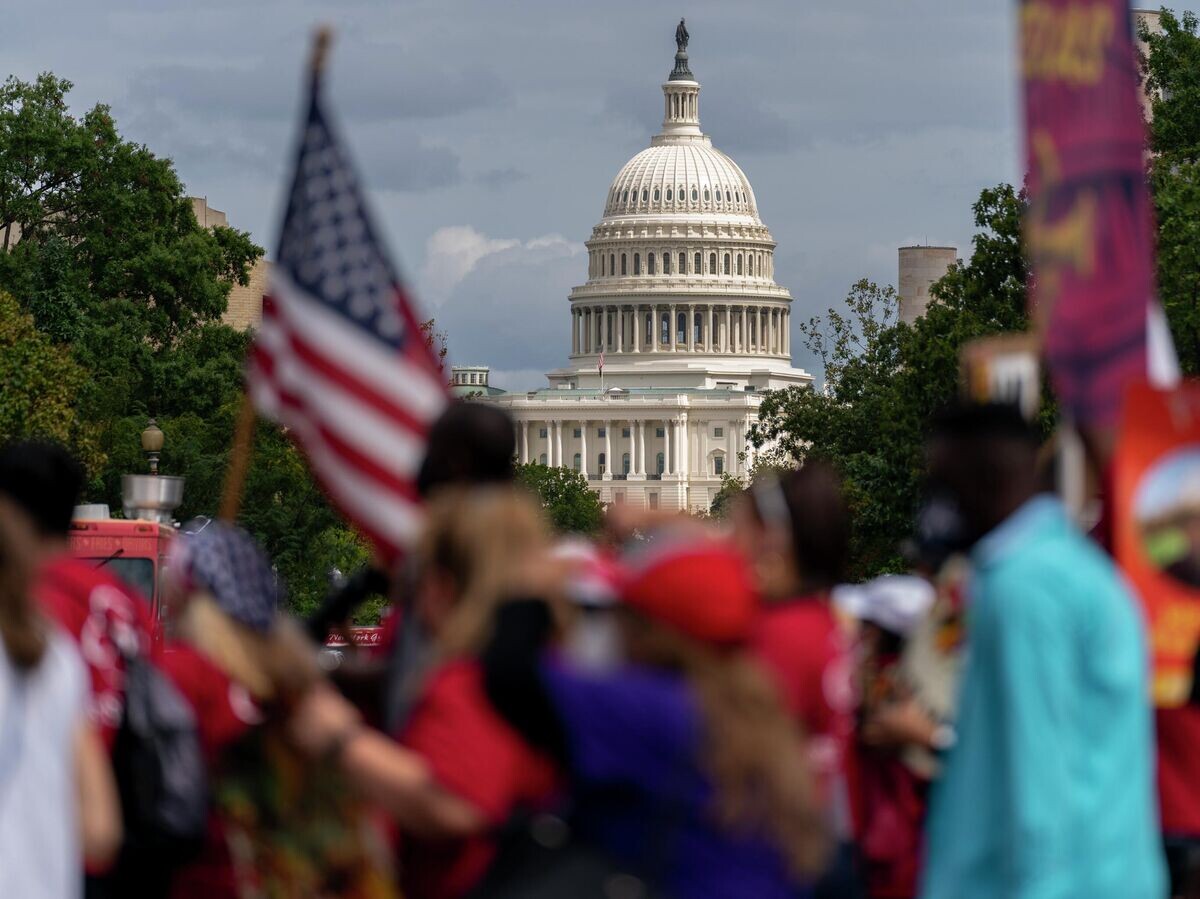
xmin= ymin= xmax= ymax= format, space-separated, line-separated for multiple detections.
xmin=1020 ymin=0 xmax=1164 ymax=426
xmin=247 ymin=67 xmax=448 ymax=560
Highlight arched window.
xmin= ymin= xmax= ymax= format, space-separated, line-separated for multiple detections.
xmin=694 ymin=252 xmax=702 ymax=274
xmin=622 ymin=453 xmax=631 ymax=475
xmin=609 ymin=254 xmax=615 ymax=276
xmin=723 ymin=253 xmax=731 ymax=275
xmin=598 ymin=452 xmax=606 ymax=474
xmin=540 ymin=453 xmax=548 ymax=466
xmin=653 ymin=188 xmax=660 ymax=201
xmin=647 ymin=253 xmax=655 ymax=275
xmin=641 ymin=189 xmax=648 ymax=203
xmin=621 ymin=254 xmax=627 ymax=275
xmin=677 ymin=311 xmax=687 ymax=345
xmin=656 ymin=452 xmax=665 ymax=475
xmin=709 ymin=253 xmax=717 ymax=275
xmin=573 ymin=453 xmax=581 ymax=472
xmin=694 ymin=311 xmax=702 ymax=344
xmin=662 ymin=253 xmax=670 ymax=274
xmin=704 ymin=189 xmax=710 ymax=202
xmin=666 ymin=188 xmax=672 ymax=201
xmin=661 ymin=313 xmax=670 ymax=345
xmin=736 ymin=254 xmax=743 ymax=275
xmin=748 ymin=255 xmax=754 ymax=276
xmin=714 ymin=190 xmax=721 ymax=204
xmin=645 ymin=312 xmax=654 ymax=343
xmin=679 ymin=252 xmax=687 ymax=274
xmin=622 ymin=190 xmax=628 ymax=203
xmin=725 ymin=190 xmax=731 ymax=202
xmin=633 ymin=253 xmax=640 ymax=275
xmin=691 ymin=187 xmax=698 ymax=202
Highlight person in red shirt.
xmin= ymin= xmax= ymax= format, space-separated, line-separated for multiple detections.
xmin=389 ymin=486 xmax=562 ymax=898
xmin=731 ymin=462 xmax=862 ymax=899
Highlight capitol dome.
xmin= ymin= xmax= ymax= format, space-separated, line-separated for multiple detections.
xmin=477 ymin=21 xmax=812 ymax=518
xmin=563 ymin=28 xmax=800 ymax=380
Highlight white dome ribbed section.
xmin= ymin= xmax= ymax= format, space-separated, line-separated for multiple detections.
xmin=604 ymin=143 xmax=759 ymax=219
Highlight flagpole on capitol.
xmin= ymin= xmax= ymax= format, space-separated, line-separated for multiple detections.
xmin=218 ymin=25 xmax=334 ymax=523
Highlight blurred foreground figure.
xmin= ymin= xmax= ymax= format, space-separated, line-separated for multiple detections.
xmin=392 ymin=487 xmax=560 ymax=898
xmin=0 ymin=450 xmax=122 ymax=898
xmin=920 ymin=405 xmax=1165 ymax=898
xmin=164 ymin=521 xmax=399 ymax=899
xmin=733 ymin=465 xmax=862 ymax=898
xmin=483 ymin=538 xmax=828 ymax=898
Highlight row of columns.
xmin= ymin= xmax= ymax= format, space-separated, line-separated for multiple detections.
xmin=570 ymin=304 xmax=790 ymax=357
xmin=588 ymin=249 xmax=775 ymax=280
xmin=516 ymin=417 xmax=749 ymax=480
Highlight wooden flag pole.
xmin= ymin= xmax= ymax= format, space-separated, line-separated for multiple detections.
xmin=218 ymin=26 xmax=334 ymax=523
xmin=218 ymin=394 xmax=257 ymax=522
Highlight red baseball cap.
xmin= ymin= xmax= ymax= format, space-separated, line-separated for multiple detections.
xmin=620 ymin=539 xmax=758 ymax=645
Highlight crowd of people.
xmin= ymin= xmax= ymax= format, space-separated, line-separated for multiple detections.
xmin=0 ymin=399 xmax=1192 ymax=897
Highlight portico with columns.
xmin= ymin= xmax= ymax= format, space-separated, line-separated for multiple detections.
xmin=472 ymin=23 xmax=811 ymax=512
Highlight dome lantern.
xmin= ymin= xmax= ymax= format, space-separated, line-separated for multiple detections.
xmin=660 ymin=20 xmax=701 ymax=140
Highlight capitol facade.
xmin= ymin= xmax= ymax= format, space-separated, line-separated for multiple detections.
xmin=466 ymin=24 xmax=813 ymax=512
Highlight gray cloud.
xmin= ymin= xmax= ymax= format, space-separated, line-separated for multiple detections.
xmin=8 ymin=0 xmax=1199 ymax=390
xmin=474 ymin=166 xmax=529 ymax=189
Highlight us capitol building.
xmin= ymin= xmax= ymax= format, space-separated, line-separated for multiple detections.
xmin=459 ymin=22 xmax=815 ymax=512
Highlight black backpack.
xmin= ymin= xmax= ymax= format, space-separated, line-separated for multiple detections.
xmin=106 ymin=650 xmax=209 ymax=898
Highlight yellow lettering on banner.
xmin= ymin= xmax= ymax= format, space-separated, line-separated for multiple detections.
xmin=1021 ymin=2 xmax=1115 ymax=86
xmin=1026 ymin=131 xmax=1097 ymax=280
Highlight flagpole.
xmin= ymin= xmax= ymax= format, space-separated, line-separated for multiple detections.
xmin=219 ymin=25 xmax=334 ymax=523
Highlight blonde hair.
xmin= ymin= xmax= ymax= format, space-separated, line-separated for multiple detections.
xmin=627 ymin=614 xmax=829 ymax=877
xmin=177 ymin=594 xmax=321 ymax=704
xmin=418 ymin=486 xmax=551 ymax=658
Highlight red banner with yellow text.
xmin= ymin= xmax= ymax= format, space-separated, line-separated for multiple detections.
xmin=1020 ymin=0 xmax=1155 ymax=426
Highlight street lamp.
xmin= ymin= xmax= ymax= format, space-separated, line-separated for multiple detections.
xmin=141 ymin=418 xmax=164 ymax=475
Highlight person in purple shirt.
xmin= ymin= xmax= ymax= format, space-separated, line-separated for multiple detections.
xmin=483 ymin=538 xmax=827 ymax=899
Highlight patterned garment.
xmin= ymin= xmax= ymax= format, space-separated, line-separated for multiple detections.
xmin=217 ymin=724 xmax=399 ymax=899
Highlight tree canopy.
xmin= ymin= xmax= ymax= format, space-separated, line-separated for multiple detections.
xmin=1142 ymin=9 xmax=1200 ymax=374
xmin=0 ymin=72 xmax=379 ymax=616
xmin=515 ymin=463 xmax=605 ymax=535
xmin=749 ymin=185 xmax=1029 ymax=577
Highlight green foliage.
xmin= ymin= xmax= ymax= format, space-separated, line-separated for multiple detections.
xmin=708 ymin=473 xmax=746 ymax=520
xmin=1141 ymin=9 xmax=1200 ymax=374
xmin=749 ymin=185 xmax=1030 ymax=577
xmin=515 ymin=463 xmax=605 ymax=534
xmin=0 ymin=73 xmax=261 ymax=345
xmin=0 ymin=290 xmax=100 ymax=469
xmin=0 ymin=72 xmax=380 ymax=617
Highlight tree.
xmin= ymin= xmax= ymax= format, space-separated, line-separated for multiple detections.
xmin=0 ymin=74 xmax=261 ymax=345
xmin=515 ymin=463 xmax=605 ymax=534
xmin=0 ymin=290 xmax=100 ymax=469
xmin=1141 ymin=9 xmax=1200 ymax=373
xmin=749 ymin=185 xmax=1030 ymax=577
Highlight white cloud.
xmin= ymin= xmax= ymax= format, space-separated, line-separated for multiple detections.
xmin=418 ymin=225 xmax=583 ymax=307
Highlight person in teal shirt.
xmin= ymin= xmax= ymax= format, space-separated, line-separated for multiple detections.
xmin=920 ymin=404 xmax=1165 ymax=899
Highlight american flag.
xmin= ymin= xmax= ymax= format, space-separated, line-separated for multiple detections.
xmin=248 ymin=68 xmax=448 ymax=560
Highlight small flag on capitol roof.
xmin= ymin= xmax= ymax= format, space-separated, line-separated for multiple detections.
xmin=247 ymin=33 xmax=448 ymax=560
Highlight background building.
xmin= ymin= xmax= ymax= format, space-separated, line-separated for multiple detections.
xmin=190 ymin=196 xmax=271 ymax=331
xmin=898 ymin=245 xmax=957 ymax=324
xmin=474 ymin=26 xmax=813 ymax=512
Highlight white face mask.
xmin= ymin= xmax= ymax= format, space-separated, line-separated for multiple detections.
xmin=563 ymin=610 xmax=623 ymax=671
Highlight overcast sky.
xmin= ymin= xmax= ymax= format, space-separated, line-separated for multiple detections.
xmin=8 ymin=1 xmax=1195 ymax=388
